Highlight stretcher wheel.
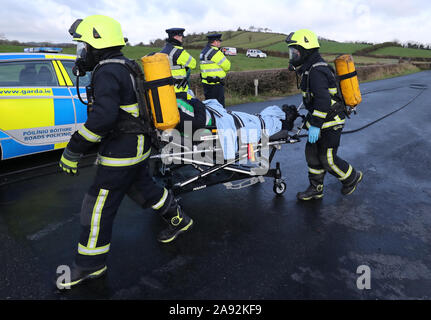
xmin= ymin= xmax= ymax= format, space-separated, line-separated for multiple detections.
xmin=273 ymin=181 xmax=286 ymax=195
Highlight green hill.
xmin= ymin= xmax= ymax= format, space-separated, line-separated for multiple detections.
xmin=263 ymin=40 xmax=372 ymax=54
xmin=184 ymin=31 xmax=372 ymax=55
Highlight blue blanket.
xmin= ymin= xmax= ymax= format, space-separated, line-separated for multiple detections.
xmin=203 ymin=99 xmax=285 ymax=160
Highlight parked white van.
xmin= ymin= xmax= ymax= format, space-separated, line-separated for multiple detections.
xmin=221 ymin=47 xmax=237 ymax=56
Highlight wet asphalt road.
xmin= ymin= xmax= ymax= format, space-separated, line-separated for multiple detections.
xmin=1 ymin=71 xmax=430 ymax=300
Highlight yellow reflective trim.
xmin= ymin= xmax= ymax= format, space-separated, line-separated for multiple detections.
xmin=52 ymin=61 xmax=65 ymax=86
xmin=0 ymin=97 xmax=54 ymax=130
xmin=87 ymin=189 xmax=109 ymax=249
xmin=60 ymin=156 xmax=77 ymax=168
xmin=312 ymin=110 xmax=327 ymax=119
xmin=308 ymin=167 xmax=325 ymax=175
xmin=120 ymin=103 xmax=139 ymax=118
xmin=327 ymin=148 xmax=346 ymax=178
xmin=78 ymin=125 xmax=102 ymax=143
xmin=98 ymin=147 xmax=151 ymax=167
xmin=56 ymin=61 xmax=73 ymax=86
xmin=152 ymin=188 xmax=168 ymax=210
xmin=78 ymin=243 xmax=110 ymax=256
xmin=57 ymin=266 xmax=107 ymax=289
xmin=328 ymin=87 xmax=337 ymax=94
xmin=340 ymin=165 xmax=353 ymax=181
xmin=321 ymin=115 xmax=345 ymax=129
xmin=137 ymin=134 xmax=144 ymax=157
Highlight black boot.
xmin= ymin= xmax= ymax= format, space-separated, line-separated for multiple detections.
xmin=297 ymin=173 xmax=325 ymax=201
xmin=156 ymin=191 xmax=193 ymax=243
xmin=56 ymin=263 xmax=107 ymax=290
xmin=158 ymin=204 xmax=193 ymax=243
xmin=341 ymin=171 xmax=363 ymax=195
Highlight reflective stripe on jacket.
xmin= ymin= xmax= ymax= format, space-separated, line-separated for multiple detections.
xmin=66 ymin=51 xmax=151 ymax=167
xmin=161 ymin=42 xmax=196 ymax=93
xmin=299 ymin=51 xmax=345 ymax=130
xmin=199 ymin=45 xmax=231 ymax=85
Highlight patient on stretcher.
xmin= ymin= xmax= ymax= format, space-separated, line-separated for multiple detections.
xmin=172 ymin=97 xmax=299 ymax=159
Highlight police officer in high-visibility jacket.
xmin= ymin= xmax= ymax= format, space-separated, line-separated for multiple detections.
xmin=285 ymin=29 xmax=362 ymax=200
xmin=200 ymin=33 xmax=231 ymax=107
xmin=57 ymin=15 xmax=193 ymax=289
xmin=161 ymin=28 xmax=196 ymax=100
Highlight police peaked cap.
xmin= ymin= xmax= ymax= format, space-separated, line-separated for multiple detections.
xmin=207 ymin=33 xmax=222 ymax=41
xmin=165 ymin=28 xmax=185 ymax=36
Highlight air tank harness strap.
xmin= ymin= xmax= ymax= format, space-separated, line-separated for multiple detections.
xmin=141 ymin=77 xmax=175 ymax=124
xmin=337 ymin=71 xmax=358 ymax=81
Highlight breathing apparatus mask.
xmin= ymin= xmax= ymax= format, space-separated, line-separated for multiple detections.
xmin=288 ymin=45 xmax=305 ymax=69
xmin=73 ymin=42 xmax=97 ymax=77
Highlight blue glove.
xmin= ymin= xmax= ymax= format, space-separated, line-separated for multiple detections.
xmin=59 ymin=148 xmax=81 ymax=176
xmin=308 ymin=125 xmax=321 ymax=144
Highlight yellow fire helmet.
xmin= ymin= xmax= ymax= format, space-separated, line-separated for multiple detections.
xmin=69 ymin=15 xmax=126 ymax=49
xmin=285 ymin=29 xmax=320 ymax=50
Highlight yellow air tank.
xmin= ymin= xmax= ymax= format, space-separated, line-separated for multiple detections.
xmin=141 ymin=53 xmax=179 ymax=130
xmin=334 ymin=54 xmax=362 ymax=108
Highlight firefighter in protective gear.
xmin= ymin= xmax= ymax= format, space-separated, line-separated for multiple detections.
xmin=285 ymin=29 xmax=363 ymax=200
xmin=57 ymin=15 xmax=193 ymax=289
xmin=200 ymin=33 xmax=231 ymax=107
xmin=160 ymin=28 xmax=197 ymax=100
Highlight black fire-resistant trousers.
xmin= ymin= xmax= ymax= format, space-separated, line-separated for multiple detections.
xmin=74 ymin=159 xmax=165 ymax=269
xmin=305 ymin=126 xmax=357 ymax=186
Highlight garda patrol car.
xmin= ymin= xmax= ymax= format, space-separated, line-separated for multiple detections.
xmin=0 ymin=48 xmax=90 ymax=160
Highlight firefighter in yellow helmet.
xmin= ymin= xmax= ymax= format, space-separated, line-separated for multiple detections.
xmin=160 ymin=28 xmax=197 ymax=100
xmin=57 ymin=15 xmax=193 ymax=289
xmin=285 ymin=29 xmax=362 ymax=200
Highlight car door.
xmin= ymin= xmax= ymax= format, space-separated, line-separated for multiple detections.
xmin=0 ymin=58 xmax=76 ymax=160
xmin=56 ymin=59 xmax=90 ymax=132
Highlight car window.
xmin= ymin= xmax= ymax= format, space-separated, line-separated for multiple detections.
xmin=0 ymin=61 xmax=58 ymax=86
xmin=61 ymin=60 xmax=91 ymax=87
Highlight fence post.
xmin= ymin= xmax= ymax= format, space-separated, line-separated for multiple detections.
xmin=254 ymin=79 xmax=259 ymax=96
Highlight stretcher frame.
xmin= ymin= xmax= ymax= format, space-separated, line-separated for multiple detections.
xmin=150 ymin=125 xmax=303 ymax=197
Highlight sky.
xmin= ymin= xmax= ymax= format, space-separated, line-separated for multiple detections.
xmin=1 ymin=0 xmax=431 ymax=46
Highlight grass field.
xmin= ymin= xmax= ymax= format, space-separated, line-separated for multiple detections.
xmin=370 ymin=46 xmax=431 ymax=58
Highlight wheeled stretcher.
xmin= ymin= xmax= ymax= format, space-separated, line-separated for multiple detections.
xmin=137 ymin=52 xmax=303 ymax=196
xmin=149 ymin=111 xmax=303 ymax=197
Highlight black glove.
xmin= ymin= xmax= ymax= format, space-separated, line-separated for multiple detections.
xmin=281 ymin=104 xmax=299 ymax=131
